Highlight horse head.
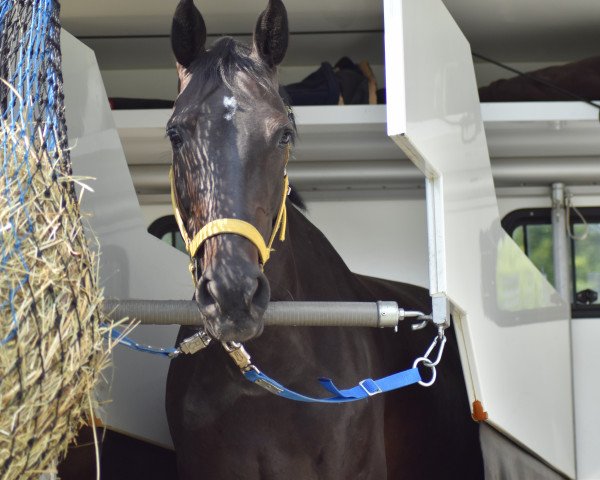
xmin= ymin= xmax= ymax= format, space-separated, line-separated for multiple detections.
xmin=168 ymin=0 xmax=291 ymax=343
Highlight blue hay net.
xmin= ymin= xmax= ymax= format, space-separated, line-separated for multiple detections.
xmin=0 ymin=0 xmax=70 ymax=345
xmin=0 ymin=0 xmax=175 ymax=359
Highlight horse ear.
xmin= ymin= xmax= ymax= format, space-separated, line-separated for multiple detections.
xmin=171 ymin=0 xmax=207 ymax=68
xmin=253 ymin=0 xmax=289 ymax=68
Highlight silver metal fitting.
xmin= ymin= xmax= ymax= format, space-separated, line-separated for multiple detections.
xmin=376 ymin=301 xmax=400 ymax=328
xmin=431 ymin=295 xmax=451 ymax=329
xmin=222 ymin=342 xmax=253 ymax=370
xmin=178 ymin=329 xmax=212 ymax=355
xmin=254 ymin=378 xmax=284 ymax=395
xmin=413 ymin=330 xmax=447 ymax=387
xmin=376 ymin=302 xmax=433 ymax=330
xmin=410 ymin=315 xmax=433 ymax=331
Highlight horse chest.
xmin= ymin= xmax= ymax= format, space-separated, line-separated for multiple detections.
xmin=167 ymin=328 xmax=389 ymax=478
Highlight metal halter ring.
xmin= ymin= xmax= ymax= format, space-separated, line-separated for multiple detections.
xmin=413 ymin=357 xmax=437 ymax=387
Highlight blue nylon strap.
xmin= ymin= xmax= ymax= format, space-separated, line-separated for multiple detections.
xmin=107 ymin=329 xmax=422 ymax=399
xmin=106 ymin=327 xmax=424 ymax=399
xmin=107 ymin=327 xmax=177 ymax=357
xmin=243 ymin=367 xmax=422 ymax=403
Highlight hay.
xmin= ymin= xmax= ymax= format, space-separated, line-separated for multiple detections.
xmin=0 ymin=122 xmax=111 ymax=479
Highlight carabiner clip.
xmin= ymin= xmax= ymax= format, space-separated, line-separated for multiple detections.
xmin=422 ymin=334 xmax=447 ymax=368
xmin=412 ymin=331 xmax=447 ymax=387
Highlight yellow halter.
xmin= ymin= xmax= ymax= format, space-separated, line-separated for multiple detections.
xmin=169 ymin=145 xmax=290 ymax=273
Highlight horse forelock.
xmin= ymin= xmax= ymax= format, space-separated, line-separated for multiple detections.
xmin=180 ymin=37 xmax=278 ymax=99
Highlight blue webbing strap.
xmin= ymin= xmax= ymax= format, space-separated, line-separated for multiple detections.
xmin=243 ymin=367 xmax=422 ymax=403
xmin=107 ymin=327 xmax=177 ymax=358
xmin=108 ymin=329 xmax=423 ymax=401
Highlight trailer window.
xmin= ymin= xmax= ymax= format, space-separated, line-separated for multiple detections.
xmin=573 ymin=223 xmax=600 ymax=306
xmin=510 ymin=223 xmax=555 ymax=282
xmin=502 ymin=208 xmax=600 ymax=317
xmin=148 ymin=215 xmax=186 ymax=253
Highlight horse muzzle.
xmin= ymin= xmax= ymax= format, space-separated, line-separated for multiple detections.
xmin=195 ymin=261 xmax=270 ymax=342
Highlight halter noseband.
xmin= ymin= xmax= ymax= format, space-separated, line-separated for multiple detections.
xmin=169 ymin=145 xmax=290 ymax=273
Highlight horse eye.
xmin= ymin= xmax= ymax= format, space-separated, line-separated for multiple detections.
xmin=167 ymin=128 xmax=184 ymax=149
xmin=279 ymin=130 xmax=293 ymax=147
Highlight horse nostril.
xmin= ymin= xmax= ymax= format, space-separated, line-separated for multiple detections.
xmin=195 ymin=276 xmax=216 ymax=308
xmin=241 ymin=274 xmax=268 ymax=310
xmin=251 ymin=272 xmax=270 ymax=310
xmin=243 ymin=277 xmax=259 ymax=308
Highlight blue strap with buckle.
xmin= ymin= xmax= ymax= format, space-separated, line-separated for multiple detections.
xmin=109 ymin=328 xmax=424 ymax=401
xmin=243 ymin=367 xmax=422 ymax=403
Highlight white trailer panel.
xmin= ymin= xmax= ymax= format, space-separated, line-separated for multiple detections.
xmin=62 ymin=31 xmax=188 ymax=447
xmin=384 ymin=0 xmax=575 ymax=476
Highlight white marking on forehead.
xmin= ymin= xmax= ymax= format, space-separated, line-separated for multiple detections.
xmin=223 ymin=96 xmax=238 ymax=121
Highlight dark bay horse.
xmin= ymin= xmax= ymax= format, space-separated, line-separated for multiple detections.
xmin=166 ymin=1 xmax=483 ymax=478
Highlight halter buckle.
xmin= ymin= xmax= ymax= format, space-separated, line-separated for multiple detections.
xmin=359 ymin=378 xmax=382 ymax=396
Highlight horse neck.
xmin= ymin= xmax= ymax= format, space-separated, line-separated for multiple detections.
xmin=266 ymin=203 xmax=367 ymax=302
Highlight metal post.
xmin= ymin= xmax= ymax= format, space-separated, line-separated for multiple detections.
xmin=102 ymin=299 xmax=429 ymax=329
xmin=551 ymin=182 xmax=572 ymax=302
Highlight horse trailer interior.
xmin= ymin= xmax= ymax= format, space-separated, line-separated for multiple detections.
xmin=53 ymin=0 xmax=600 ymax=478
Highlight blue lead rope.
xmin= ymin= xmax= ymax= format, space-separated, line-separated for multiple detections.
xmin=109 ymin=329 xmax=424 ymax=402
xmin=243 ymin=367 xmax=422 ymax=403
xmin=107 ymin=327 xmax=178 ymax=358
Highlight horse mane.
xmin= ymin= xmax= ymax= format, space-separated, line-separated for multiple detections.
xmin=288 ymin=186 xmax=306 ymax=211
xmin=191 ymin=37 xmax=276 ymax=95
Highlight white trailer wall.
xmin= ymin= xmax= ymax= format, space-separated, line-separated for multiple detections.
xmin=142 ymin=194 xmax=430 ymax=288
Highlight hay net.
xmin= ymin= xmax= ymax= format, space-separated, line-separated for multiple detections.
xmin=0 ymin=1 xmax=109 ymax=478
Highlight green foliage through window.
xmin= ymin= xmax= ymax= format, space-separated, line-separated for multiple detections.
xmin=573 ymin=223 xmax=600 ymax=300
xmin=503 ymin=208 xmax=600 ymax=312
